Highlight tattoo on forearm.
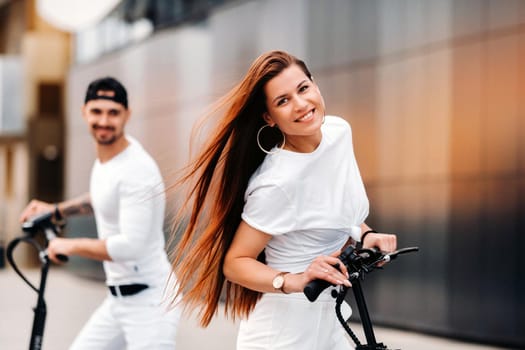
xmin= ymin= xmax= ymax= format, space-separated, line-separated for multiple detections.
xmin=62 ymin=197 xmax=94 ymax=216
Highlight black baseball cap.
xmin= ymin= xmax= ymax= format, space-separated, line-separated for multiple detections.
xmin=84 ymin=77 xmax=128 ymax=108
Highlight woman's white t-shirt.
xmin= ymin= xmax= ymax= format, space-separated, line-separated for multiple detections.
xmin=241 ymin=116 xmax=369 ymax=273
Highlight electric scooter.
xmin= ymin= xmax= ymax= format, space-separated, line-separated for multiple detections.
xmin=304 ymin=244 xmax=419 ymax=350
xmin=6 ymin=211 xmax=68 ymax=350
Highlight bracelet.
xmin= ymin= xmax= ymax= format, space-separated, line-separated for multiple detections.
xmin=54 ymin=203 xmax=63 ymax=221
xmin=359 ymin=229 xmax=377 ymax=246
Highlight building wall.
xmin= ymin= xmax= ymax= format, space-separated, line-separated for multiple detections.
xmin=65 ymin=0 xmax=525 ymax=347
xmin=0 ymin=0 xmax=70 ymax=265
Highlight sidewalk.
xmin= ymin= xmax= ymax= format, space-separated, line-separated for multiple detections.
xmin=0 ymin=267 xmax=510 ymax=350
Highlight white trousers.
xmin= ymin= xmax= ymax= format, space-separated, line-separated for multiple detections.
xmin=70 ymin=285 xmax=181 ymax=350
xmin=237 ymin=287 xmax=353 ymax=350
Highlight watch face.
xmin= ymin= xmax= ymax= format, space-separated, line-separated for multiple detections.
xmin=273 ymin=275 xmax=285 ymax=289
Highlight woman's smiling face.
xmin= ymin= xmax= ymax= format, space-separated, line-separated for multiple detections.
xmin=263 ymin=64 xmax=325 ymax=152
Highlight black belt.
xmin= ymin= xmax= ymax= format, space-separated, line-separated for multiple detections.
xmin=108 ymin=283 xmax=148 ymax=296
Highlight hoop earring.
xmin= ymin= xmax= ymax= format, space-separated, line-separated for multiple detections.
xmin=257 ymin=124 xmax=286 ymax=155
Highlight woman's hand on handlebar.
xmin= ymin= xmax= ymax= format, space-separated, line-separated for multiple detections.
xmin=284 ymin=252 xmax=352 ymax=294
xmin=302 ymin=252 xmax=352 ymax=289
xmin=362 ymin=232 xmax=397 ymax=252
xmin=19 ymin=199 xmax=54 ymax=223
xmin=362 ymin=232 xmax=397 ymax=266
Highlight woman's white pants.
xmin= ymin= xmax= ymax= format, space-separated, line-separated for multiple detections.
xmin=237 ymin=287 xmax=353 ymax=350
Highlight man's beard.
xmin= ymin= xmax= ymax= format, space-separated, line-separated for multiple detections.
xmin=96 ymin=135 xmax=117 ymax=145
xmin=92 ymin=125 xmax=121 ymax=145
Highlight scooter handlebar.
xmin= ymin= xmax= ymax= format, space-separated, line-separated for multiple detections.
xmin=304 ymin=245 xmax=419 ymax=302
xmin=22 ymin=211 xmax=69 ymax=263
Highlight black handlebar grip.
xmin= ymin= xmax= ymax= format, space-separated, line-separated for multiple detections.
xmin=304 ymin=250 xmax=351 ymax=302
xmin=304 ymin=278 xmax=332 ymax=302
xmin=56 ymin=254 xmax=69 ymax=263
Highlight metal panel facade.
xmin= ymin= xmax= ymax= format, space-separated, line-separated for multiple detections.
xmin=66 ymin=0 xmax=525 ymax=347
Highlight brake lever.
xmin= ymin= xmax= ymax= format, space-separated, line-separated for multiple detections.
xmin=385 ymin=246 xmax=419 ymax=260
xmin=356 ymin=247 xmax=419 ymax=273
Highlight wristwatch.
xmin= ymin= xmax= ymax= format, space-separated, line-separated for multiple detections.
xmin=272 ymin=271 xmax=289 ymax=293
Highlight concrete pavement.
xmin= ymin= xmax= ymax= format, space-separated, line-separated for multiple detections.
xmin=0 ymin=267 xmax=511 ymax=350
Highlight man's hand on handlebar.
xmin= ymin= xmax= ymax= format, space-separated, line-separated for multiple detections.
xmin=47 ymin=238 xmax=72 ymax=264
xmin=19 ymin=199 xmax=54 ymax=223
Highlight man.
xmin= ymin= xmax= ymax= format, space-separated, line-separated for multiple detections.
xmin=19 ymin=77 xmax=181 ymax=349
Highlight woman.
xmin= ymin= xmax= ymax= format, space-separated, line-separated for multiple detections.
xmin=170 ymin=50 xmax=397 ymax=349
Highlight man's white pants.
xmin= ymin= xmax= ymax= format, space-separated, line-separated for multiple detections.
xmin=237 ymin=287 xmax=353 ymax=350
xmin=70 ymin=285 xmax=181 ymax=350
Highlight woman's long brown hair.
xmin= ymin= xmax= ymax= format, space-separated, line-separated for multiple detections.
xmin=169 ymin=50 xmax=313 ymax=327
